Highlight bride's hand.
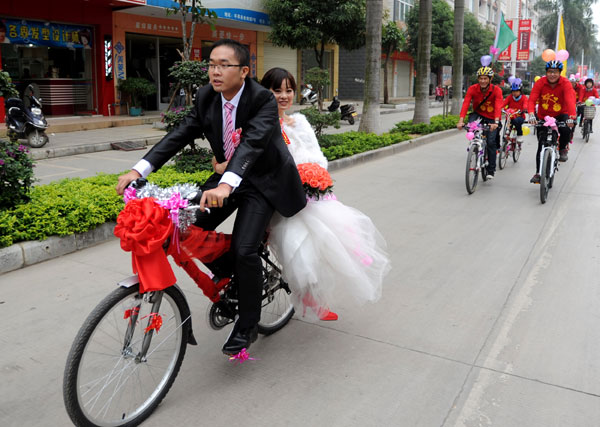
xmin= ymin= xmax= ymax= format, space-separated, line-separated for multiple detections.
xmin=212 ymin=156 xmax=229 ymax=175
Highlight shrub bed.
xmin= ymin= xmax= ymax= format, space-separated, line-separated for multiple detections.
xmin=390 ymin=114 xmax=460 ymax=135
xmin=0 ymin=167 xmax=212 ymax=248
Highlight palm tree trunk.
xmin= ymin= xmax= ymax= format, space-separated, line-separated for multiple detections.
xmin=412 ymin=0 xmax=432 ymax=124
xmin=451 ymin=0 xmax=464 ymax=115
xmin=358 ymin=0 xmax=383 ymax=134
xmin=383 ymin=50 xmax=390 ymax=104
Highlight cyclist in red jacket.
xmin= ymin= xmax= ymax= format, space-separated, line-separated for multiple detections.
xmin=527 ymin=60 xmax=576 ymax=183
xmin=458 ymin=66 xmax=503 ymax=179
xmin=578 ymin=78 xmax=599 ymax=132
xmin=502 ymin=81 xmax=528 ymax=144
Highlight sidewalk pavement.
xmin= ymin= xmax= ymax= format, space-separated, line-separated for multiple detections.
xmin=19 ymin=99 xmax=441 ymax=161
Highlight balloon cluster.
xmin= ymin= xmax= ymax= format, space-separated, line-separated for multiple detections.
xmin=508 ymin=76 xmax=522 ymax=86
xmin=584 ymin=97 xmax=600 ymax=106
xmin=541 ymin=49 xmax=569 ymax=62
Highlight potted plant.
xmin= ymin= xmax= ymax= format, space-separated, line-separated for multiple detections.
xmin=0 ymin=70 xmax=19 ymax=124
xmin=117 ymin=77 xmax=157 ymax=116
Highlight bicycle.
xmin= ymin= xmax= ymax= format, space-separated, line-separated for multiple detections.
xmin=465 ymin=122 xmax=491 ymax=194
xmin=581 ymin=104 xmax=595 ymax=143
xmin=535 ymin=118 xmax=567 ymax=204
xmin=63 ymin=180 xmax=294 ymax=427
xmin=498 ymin=109 xmax=523 ymax=169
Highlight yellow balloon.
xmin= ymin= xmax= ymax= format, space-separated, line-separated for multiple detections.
xmin=522 ymin=126 xmax=530 ymax=136
xmin=542 ymin=49 xmax=556 ymax=62
xmin=534 ymin=76 xmax=540 ymax=82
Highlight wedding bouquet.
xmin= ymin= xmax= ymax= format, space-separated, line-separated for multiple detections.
xmin=297 ymin=162 xmax=334 ymax=199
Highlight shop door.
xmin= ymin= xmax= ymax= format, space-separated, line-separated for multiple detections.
xmin=158 ymin=37 xmax=184 ymax=111
xmin=126 ymin=35 xmax=159 ymax=111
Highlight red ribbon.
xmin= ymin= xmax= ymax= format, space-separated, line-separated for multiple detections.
xmin=114 ymin=198 xmax=176 ymax=294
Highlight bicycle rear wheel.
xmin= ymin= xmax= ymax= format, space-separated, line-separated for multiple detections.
xmin=465 ymin=146 xmax=479 ymax=194
xmin=540 ymin=149 xmax=552 ymax=204
xmin=63 ymin=285 xmax=191 ymax=427
xmin=258 ymin=252 xmax=294 ymax=335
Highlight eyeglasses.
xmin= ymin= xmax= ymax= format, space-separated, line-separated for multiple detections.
xmin=208 ymin=64 xmax=244 ymax=71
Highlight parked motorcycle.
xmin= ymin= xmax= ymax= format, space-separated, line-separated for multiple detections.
xmin=300 ymin=83 xmax=318 ymax=105
xmin=328 ymin=96 xmax=358 ymax=125
xmin=5 ymin=84 xmax=49 ymax=148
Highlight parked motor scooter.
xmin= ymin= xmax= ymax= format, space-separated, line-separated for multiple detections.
xmin=328 ymin=96 xmax=358 ymax=125
xmin=300 ymin=83 xmax=318 ymax=105
xmin=5 ymin=84 xmax=49 ymax=148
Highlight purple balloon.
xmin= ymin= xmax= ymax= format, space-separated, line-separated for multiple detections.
xmin=508 ymin=76 xmax=516 ymax=84
xmin=480 ymin=55 xmax=492 ymax=67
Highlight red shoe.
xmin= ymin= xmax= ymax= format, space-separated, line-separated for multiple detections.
xmin=301 ymin=292 xmax=338 ymax=321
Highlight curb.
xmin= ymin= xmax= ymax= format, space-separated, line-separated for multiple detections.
xmin=30 ymin=136 xmax=164 ymax=160
xmin=0 ymin=126 xmax=459 ymax=276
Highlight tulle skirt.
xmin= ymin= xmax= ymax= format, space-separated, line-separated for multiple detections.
xmin=268 ymin=195 xmax=390 ymax=319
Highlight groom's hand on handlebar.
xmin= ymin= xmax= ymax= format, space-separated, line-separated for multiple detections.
xmin=116 ymin=170 xmax=142 ymax=195
xmin=200 ymin=183 xmax=232 ymax=212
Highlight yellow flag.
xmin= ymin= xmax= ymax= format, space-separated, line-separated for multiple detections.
xmin=557 ymin=14 xmax=567 ymax=76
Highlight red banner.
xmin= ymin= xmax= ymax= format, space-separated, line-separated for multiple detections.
xmin=498 ymin=20 xmax=513 ymax=61
xmin=517 ymin=19 xmax=531 ymax=61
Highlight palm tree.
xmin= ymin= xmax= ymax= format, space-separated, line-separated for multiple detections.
xmin=535 ymin=0 xmax=597 ymax=62
xmin=382 ymin=21 xmax=405 ymax=105
xmin=359 ymin=0 xmax=383 ymax=134
xmin=451 ymin=0 xmax=464 ymax=115
xmin=413 ymin=0 xmax=432 ymax=124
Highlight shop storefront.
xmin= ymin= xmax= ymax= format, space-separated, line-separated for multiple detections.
xmin=0 ymin=18 xmax=95 ymax=115
xmin=0 ymin=0 xmax=120 ymax=120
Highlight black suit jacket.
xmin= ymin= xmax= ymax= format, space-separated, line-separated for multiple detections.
xmin=144 ymin=77 xmax=306 ymax=218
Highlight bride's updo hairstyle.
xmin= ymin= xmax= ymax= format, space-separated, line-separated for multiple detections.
xmin=260 ymin=67 xmax=297 ymax=92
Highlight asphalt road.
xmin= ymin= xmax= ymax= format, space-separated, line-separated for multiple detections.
xmin=1 ymin=120 xmax=600 ymax=426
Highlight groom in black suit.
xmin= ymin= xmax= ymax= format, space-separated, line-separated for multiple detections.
xmin=117 ymin=39 xmax=306 ymax=354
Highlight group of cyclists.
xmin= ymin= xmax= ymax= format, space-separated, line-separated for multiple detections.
xmin=457 ymin=59 xmax=595 ymax=184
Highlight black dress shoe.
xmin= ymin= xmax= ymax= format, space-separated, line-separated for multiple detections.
xmin=222 ymin=322 xmax=258 ymax=355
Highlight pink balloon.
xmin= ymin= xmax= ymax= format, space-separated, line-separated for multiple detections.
xmin=466 ymin=132 xmax=475 ymax=141
xmin=576 ymin=73 xmax=581 ymax=78
xmin=556 ymin=49 xmax=569 ymax=62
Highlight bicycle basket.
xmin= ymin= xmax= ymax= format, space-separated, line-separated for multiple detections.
xmin=584 ymin=105 xmax=596 ymax=119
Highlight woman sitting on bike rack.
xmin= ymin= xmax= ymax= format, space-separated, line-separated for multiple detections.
xmin=457 ymin=66 xmax=503 ymax=179
xmin=502 ymin=81 xmax=528 ymax=145
xmin=527 ymin=60 xmax=576 ymax=183
xmin=577 ymin=78 xmax=598 ymax=133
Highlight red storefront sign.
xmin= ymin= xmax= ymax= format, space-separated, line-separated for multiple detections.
xmin=498 ymin=20 xmax=513 ymax=61
xmin=517 ymin=19 xmax=531 ymax=61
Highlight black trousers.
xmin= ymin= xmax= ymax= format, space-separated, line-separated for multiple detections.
xmin=535 ymin=114 xmax=570 ymax=171
xmin=194 ymin=183 xmax=275 ymax=328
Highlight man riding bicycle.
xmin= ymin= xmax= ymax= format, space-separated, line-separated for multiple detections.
xmin=457 ymin=66 xmax=503 ymax=179
xmin=502 ymin=81 xmax=528 ymax=145
xmin=578 ymin=78 xmax=599 ymax=133
xmin=527 ymin=60 xmax=576 ymax=183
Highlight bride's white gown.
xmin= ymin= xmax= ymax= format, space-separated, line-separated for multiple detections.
xmin=268 ymin=113 xmax=390 ymax=317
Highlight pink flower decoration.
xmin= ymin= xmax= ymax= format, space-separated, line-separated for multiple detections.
xmin=228 ymin=348 xmax=257 ymax=364
xmin=489 ymin=46 xmax=500 ymax=55
xmin=467 ymin=121 xmax=481 ymax=132
xmin=123 ymin=187 xmax=137 ymax=204
xmin=466 ymin=132 xmax=475 ymax=141
xmin=232 ymin=128 xmax=242 ymax=148
xmin=543 ymin=116 xmax=558 ymax=131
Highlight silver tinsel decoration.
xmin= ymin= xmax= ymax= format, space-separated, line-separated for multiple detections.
xmin=135 ymin=182 xmax=201 ymax=231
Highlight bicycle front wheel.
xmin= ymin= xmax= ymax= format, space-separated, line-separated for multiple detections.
xmin=498 ymin=140 xmax=508 ymax=170
xmin=584 ymin=121 xmax=590 ymax=143
xmin=465 ymin=146 xmax=479 ymax=194
xmin=63 ymin=284 xmax=191 ymax=427
xmin=513 ymin=142 xmax=521 ymax=162
xmin=540 ymin=149 xmax=552 ymax=204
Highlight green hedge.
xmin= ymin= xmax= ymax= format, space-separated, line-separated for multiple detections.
xmin=390 ymin=114 xmax=460 ymax=134
xmin=318 ymin=132 xmax=412 ymax=160
xmin=0 ymin=167 xmax=212 ymax=248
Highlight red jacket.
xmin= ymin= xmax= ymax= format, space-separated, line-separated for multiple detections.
xmin=578 ymin=86 xmax=599 ymax=102
xmin=572 ymin=83 xmax=582 ymax=102
xmin=460 ymin=84 xmax=504 ymax=120
xmin=502 ymin=94 xmax=528 ymax=118
xmin=528 ymin=76 xmax=576 ymax=118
